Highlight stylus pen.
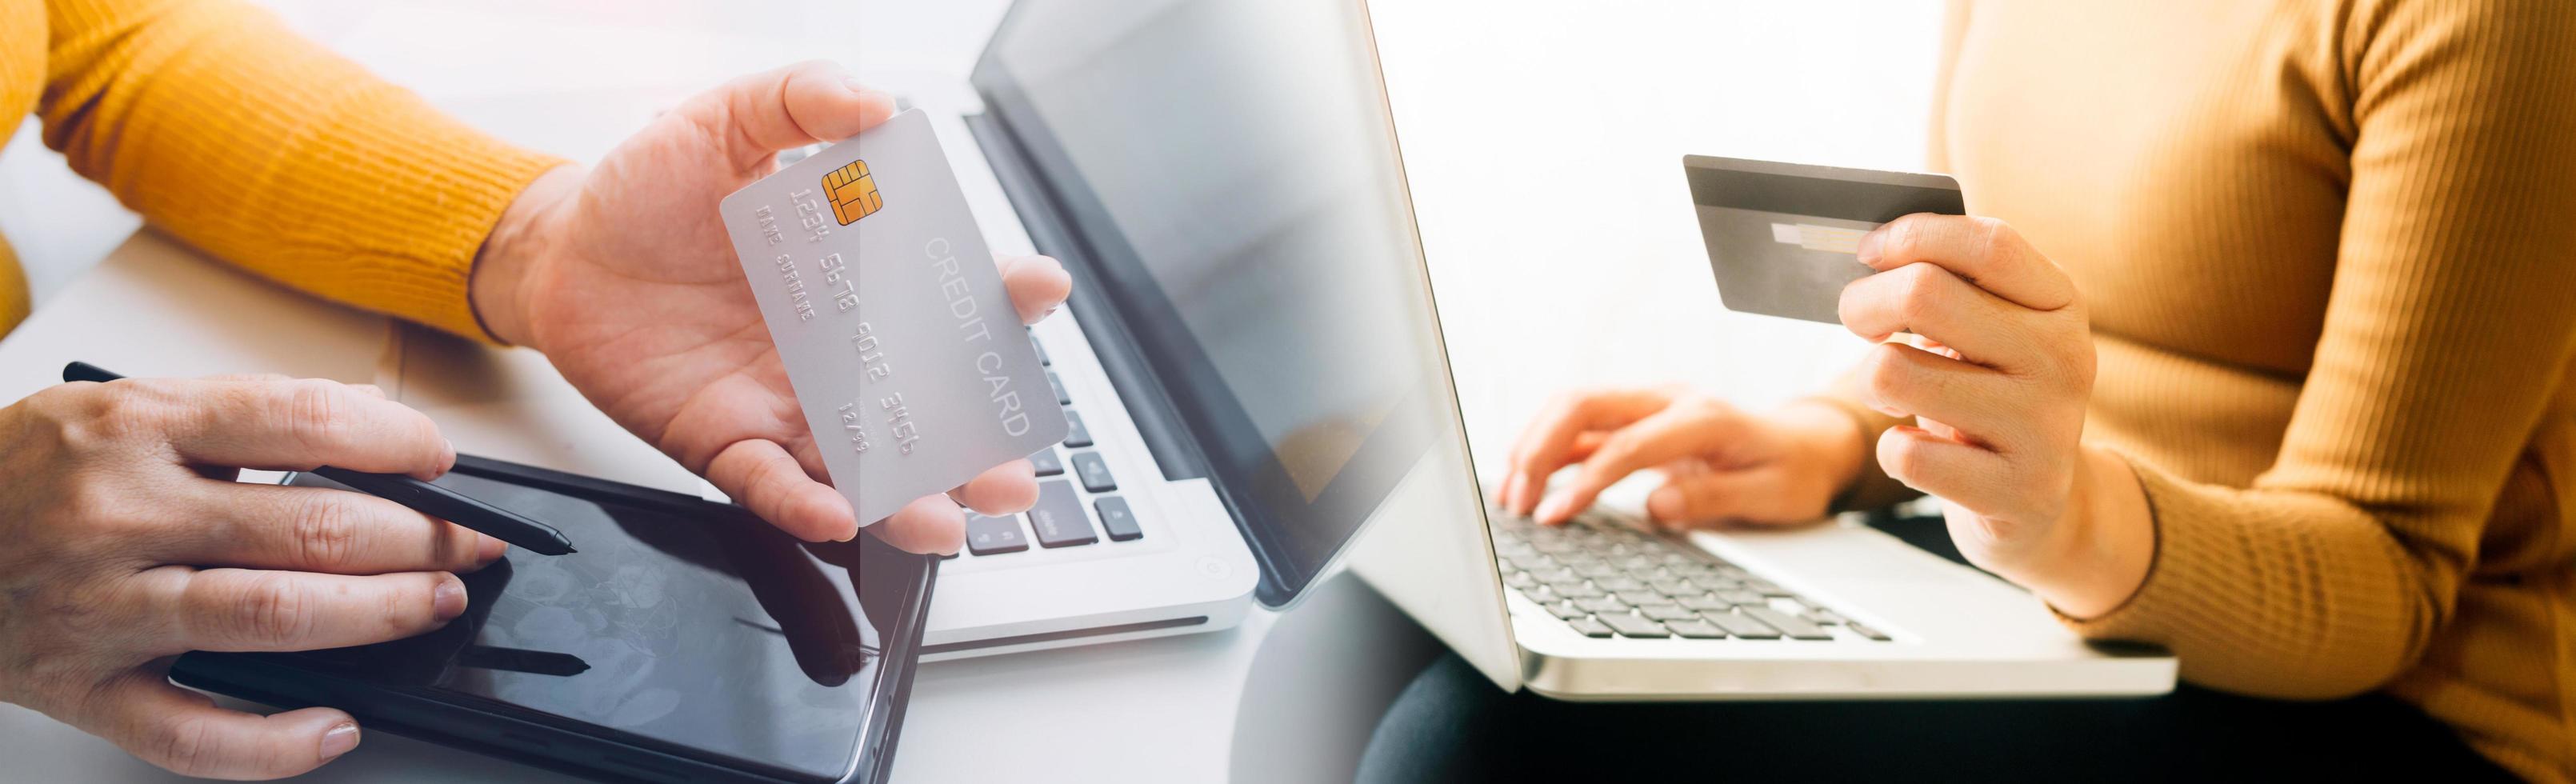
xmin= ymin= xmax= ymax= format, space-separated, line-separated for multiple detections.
xmin=62 ymin=362 xmax=578 ymax=556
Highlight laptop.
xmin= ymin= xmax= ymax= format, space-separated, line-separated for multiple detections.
xmin=903 ymin=0 xmax=1466 ymax=658
xmin=923 ymin=0 xmax=2178 ymax=700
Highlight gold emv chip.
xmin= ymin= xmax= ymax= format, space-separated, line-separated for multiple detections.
xmin=823 ymin=159 xmax=883 ymax=225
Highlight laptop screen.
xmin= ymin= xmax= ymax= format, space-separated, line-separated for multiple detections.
xmin=974 ymin=0 xmax=1453 ymax=603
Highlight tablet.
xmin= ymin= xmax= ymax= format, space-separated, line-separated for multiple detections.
xmin=169 ymin=454 xmax=934 ymax=784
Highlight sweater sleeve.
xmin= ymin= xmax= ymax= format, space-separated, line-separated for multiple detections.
xmin=38 ymin=0 xmax=565 ymax=340
xmin=2063 ymin=2 xmax=2576 ymax=698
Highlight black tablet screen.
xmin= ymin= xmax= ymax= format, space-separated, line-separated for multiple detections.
xmin=278 ymin=467 xmax=913 ymax=782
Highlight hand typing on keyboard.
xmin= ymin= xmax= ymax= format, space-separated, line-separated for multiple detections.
xmin=1495 ymin=388 xmax=1870 ymax=529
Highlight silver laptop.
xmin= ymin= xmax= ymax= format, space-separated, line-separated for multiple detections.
xmin=906 ymin=0 xmax=1462 ymax=658
xmin=926 ymin=0 xmax=2177 ymax=700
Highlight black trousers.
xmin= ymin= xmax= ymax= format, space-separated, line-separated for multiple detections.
xmin=1356 ymin=516 xmax=2518 ymax=782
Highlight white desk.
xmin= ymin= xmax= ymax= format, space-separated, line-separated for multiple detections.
xmin=0 ymin=231 xmax=1444 ymax=782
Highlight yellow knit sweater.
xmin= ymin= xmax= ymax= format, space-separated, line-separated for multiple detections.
xmin=1840 ymin=1 xmax=2573 ymax=778
xmin=0 ymin=0 xmax=562 ymax=339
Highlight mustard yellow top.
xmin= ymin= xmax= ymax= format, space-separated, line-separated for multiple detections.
xmin=0 ymin=0 xmax=563 ymax=339
xmin=1838 ymin=1 xmax=2574 ymax=778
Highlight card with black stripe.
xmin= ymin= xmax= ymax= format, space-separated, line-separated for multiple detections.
xmin=1683 ymin=155 xmax=1966 ymax=324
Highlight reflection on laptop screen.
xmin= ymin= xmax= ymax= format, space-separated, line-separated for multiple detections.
xmin=977 ymin=0 xmax=1449 ymax=599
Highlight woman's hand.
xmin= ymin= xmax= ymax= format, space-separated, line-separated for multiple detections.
xmin=1498 ymin=388 xmax=1868 ymax=529
xmin=0 ymin=376 xmax=503 ymax=779
xmin=1839 ymin=214 xmax=2150 ymax=617
xmin=470 ymin=62 xmax=1072 ymax=554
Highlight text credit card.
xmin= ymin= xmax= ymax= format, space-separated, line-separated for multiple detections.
xmin=720 ymin=109 xmax=1067 ymax=526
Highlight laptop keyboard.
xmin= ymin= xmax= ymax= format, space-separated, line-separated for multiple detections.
xmin=1490 ymin=509 xmax=1890 ymax=642
xmin=950 ymin=331 xmax=1145 ymax=558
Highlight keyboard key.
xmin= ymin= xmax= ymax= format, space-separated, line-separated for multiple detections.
xmin=1062 ymin=410 xmax=1094 ymax=448
xmin=1804 ymin=609 xmax=1847 ymax=626
xmin=1032 ymin=333 xmax=1050 ymax=365
xmin=1546 ymin=602 xmax=1588 ymax=620
xmin=1678 ymin=595 xmax=1734 ymax=612
xmin=1614 ymin=591 xmax=1668 ymax=607
xmin=1640 ymin=605 xmax=1698 ymax=622
xmin=1574 ymin=597 xmax=1629 ymax=615
xmin=1550 ymin=582 xmax=1607 ymax=599
xmin=1594 ymin=575 xmax=1647 ymax=592
xmin=1598 ymin=614 xmax=1670 ymax=638
xmin=1740 ymin=606 xmax=1834 ymax=641
xmin=964 ymin=514 xmax=1030 ymax=555
xmin=1524 ymin=585 xmax=1559 ymax=603
xmin=1649 ymin=579 xmax=1699 ymax=597
xmin=1095 ymin=496 xmax=1142 ymax=541
xmin=1048 ymin=370 xmax=1071 ymax=405
xmin=1030 ymin=448 xmax=1065 ymax=476
xmin=1719 ymin=590 xmax=1769 ymax=606
xmin=1572 ymin=562 xmax=1623 ymax=579
xmin=1664 ymin=618 xmax=1727 ymax=639
xmin=1566 ymin=618 xmax=1616 ymax=638
xmin=1072 ymin=451 xmax=1118 ymax=492
xmin=1846 ymin=622 xmax=1893 ymax=642
xmin=1746 ymin=578 xmax=1796 ymax=598
xmin=1504 ymin=571 xmax=1537 ymax=590
xmin=1704 ymin=610 xmax=1783 ymax=640
xmin=1026 ymin=480 xmax=1098 ymax=548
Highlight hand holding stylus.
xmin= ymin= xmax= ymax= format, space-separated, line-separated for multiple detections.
xmin=0 ymin=370 xmax=503 ymax=778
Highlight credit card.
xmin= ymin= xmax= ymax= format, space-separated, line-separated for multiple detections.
xmin=1683 ymin=155 xmax=1966 ymax=323
xmin=720 ymin=109 xmax=1067 ymax=526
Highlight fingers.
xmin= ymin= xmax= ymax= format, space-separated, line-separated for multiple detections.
xmin=998 ymin=255 xmax=1073 ymax=324
xmin=1534 ymin=402 xmax=1749 ymax=524
xmin=953 ymin=459 xmax=1038 ymax=516
xmin=1502 ymin=388 xmax=1676 ymax=515
xmin=142 ymin=378 xmax=454 ymax=479
xmin=1851 ymin=342 xmax=2023 ymax=446
xmin=690 ymin=60 xmax=900 ymax=171
xmin=1877 ymin=425 xmax=2019 ymax=517
xmin=871 ymin=494 xmax=967 ymax=555
xmin=708 ymin=439 xmax=857 ymax=542
xmin=85 ymin=671 xmax=363 ymax=779
xmin=162 ymin=482 xmax=504 ymax=575
xmin=1838 ymin=261 xmax=2042 ymax=370
xmin=143 ymin=566 xmax=466 ymax=653
xmin=1857 ymin=214 xmax=2077 ymax=312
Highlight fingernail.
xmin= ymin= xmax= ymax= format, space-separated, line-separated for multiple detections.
xmin=320 ymin=723 xmax=360 ymax=760
xmin=1855 ymin=228 xmax=1886 ymax=265
xmin=1535 ymin=494 xmax=1570 ymax=522
xmin=433 ymin=577 xmax=467 ymax=620
xmin=436 ymin=438 xmax=458 ymax=476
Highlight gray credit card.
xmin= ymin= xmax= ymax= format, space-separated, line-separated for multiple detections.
xmin=1684 ymin=155 xmax=1966 ymax=323
xmin=720 ymin=110 xmax=1068 ymax=526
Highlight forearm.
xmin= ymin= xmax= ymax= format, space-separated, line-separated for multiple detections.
xmin=42 ymin=0 xmax=565 ymax=339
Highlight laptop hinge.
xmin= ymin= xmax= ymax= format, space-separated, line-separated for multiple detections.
xmin=963 ymin=111 xmax=1210 ymax=484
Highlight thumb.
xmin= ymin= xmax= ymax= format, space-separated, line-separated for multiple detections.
xmin=1646 ymin=464 xmax=1783 ymax=527
xmin=86 ymin=670 xmax=362 ymax=779
xmin=687 ymin=60 xmax=900 ymax=171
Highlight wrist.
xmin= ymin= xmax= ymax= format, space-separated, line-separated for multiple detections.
xmin=2014 ymin=446 xmax=2155 ymax=619
xmin=471 ymin=166 xmax=583 ymax=347
xmin=1772 ymin=398 xmax=1869 ymax=510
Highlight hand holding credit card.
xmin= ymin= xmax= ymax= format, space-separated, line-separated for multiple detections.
xmin=722 ymin=110 xmax=1068 ymax=527
xmin=1685 ymin=155 xmax=1966 ymax=323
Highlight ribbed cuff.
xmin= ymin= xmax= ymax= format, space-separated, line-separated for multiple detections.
xmin=312 ymin=99 xmax=567 ymax=342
